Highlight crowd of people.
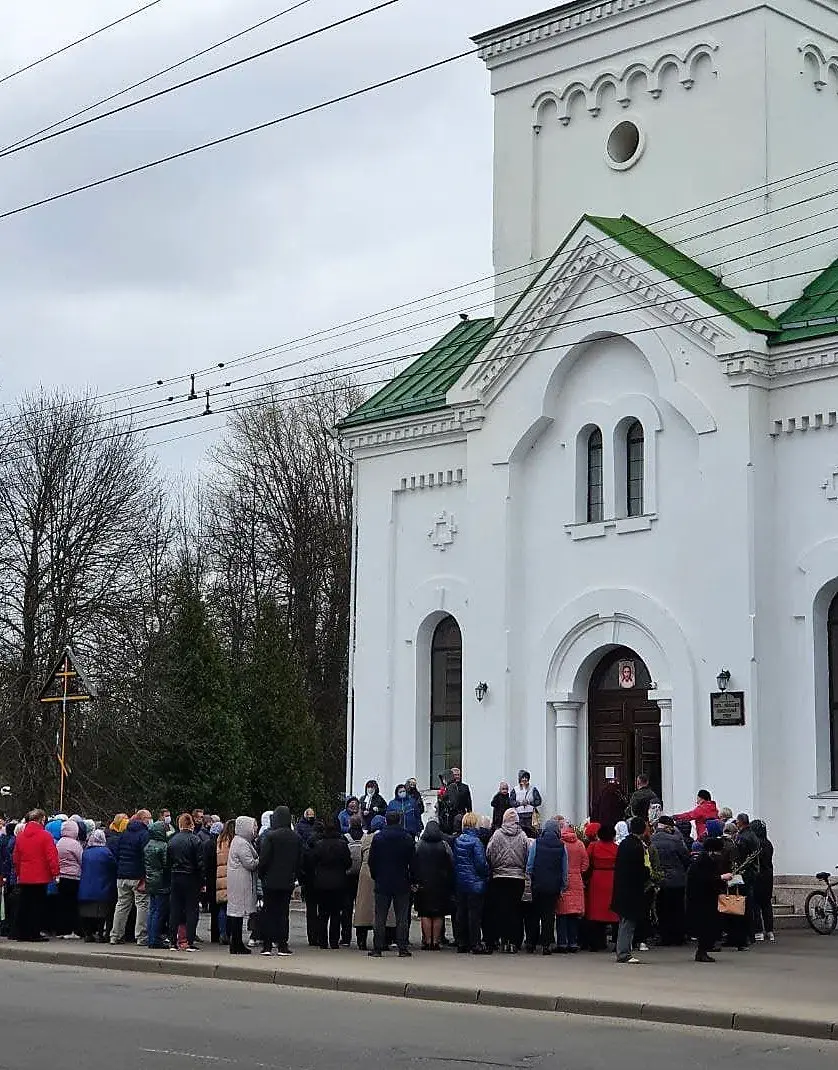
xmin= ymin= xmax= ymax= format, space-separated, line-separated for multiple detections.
xmin=0 ymin=769 xmax=775 ymax=966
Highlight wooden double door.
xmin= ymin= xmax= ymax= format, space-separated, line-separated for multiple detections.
xmin=588 ymin=647 xmax=662 ymax=810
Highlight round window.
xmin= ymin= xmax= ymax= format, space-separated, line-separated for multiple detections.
xmin=606 ymin=120 xmax=644 ymax=170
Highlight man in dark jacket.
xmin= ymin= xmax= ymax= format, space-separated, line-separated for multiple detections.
xmin=628 ymin=775 xmax=661 ymax=825
xmin=258 ymin=806 xmax=301 ymax=956
xmin=110 ymin=812 xmax=151 ymax=946
xmin=733 ymin=813 xmax=760 ymax=945
xmin=368 ymin=811 xmax=415 ymax=956
xmin=611 ymin=816 xmax=648 ymax=963
xmin=167 ymin=813 xmax=204 ymax=950
xmin=439 ymin=768 xmax=473 ymax=835
xmin=650 ymin=816 xmax=690 ymax=945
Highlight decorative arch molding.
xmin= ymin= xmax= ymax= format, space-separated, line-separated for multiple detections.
xmin=800 ymin=42 xmax=838 ymax=91
xmin=541 ymin=587 xmax=693 ymax=701
xmin=533 ymin=42 xmax=719 ymax=126
xmin=407 ymin=575 xmax=470 ymax=643
xmin=540 ymin=587 xmax=697 ymax=812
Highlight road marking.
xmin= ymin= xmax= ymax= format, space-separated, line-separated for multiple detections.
xmin=141 ymin=1050 xmax=276 ymax=1068
xmin=142 ymin=1052 xmax=236 ymax=1064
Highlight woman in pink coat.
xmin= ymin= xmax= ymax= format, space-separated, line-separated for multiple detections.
xmin=556 ymin=826 xmax=589 ymax=952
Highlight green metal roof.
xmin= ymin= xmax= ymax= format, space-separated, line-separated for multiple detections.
xmin=586 ymin=215 xmax=779 ymax=334
xmin=771 ymin=256 xmax=838 ymax=345
xmin=339 ymin=317 xmax=495 ymax=428
xmin=340 ymin=216 xmax=838 ymax=431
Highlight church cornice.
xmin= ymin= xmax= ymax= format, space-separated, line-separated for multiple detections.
xmin=340 ymin=404 xmax=484 ymax=456
xmin=474 ymin=0 xmax=663 ymax=63
xmin=723 ymin=338 xmax=838 ymax=388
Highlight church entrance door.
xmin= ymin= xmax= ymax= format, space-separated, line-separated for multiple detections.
xmin=587 ymin=647 xmax=661 ymax=812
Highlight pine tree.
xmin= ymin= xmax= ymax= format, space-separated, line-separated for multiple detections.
xmin=149 ymin=574 xmax=248 ymax=815
xmin=242 ymin=597 xmax=325 ymax=818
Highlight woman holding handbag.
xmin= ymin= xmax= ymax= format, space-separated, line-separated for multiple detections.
xmin=685 ymin=837 xmax=727 ymax=962
xmin=510 ymin=771 xmax=542 ymax=831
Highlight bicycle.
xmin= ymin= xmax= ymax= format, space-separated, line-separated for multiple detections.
xmin=804 ymin=868 xmax=838 ymax=934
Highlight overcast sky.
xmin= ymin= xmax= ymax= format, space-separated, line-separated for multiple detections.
xmin=0 ymin=0 xmax=539 ymax=473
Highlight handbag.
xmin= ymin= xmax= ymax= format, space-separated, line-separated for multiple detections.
xmin=531 ymin=809 xmax=541 ymax=831
xmin=521 ymin=874 xmax=533 ymax=903
xmin=717 ymin=893 xmax=746 ymax=915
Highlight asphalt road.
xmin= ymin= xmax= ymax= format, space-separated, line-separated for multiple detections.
xmin=0 ymin=961 xmax=834 ymax=1069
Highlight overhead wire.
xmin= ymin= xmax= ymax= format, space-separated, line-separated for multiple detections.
xmin=0 ymin=0 xmax=166 ymax=88
xmin=0 ymin=0 xmax=319 ymax=155
xmin=0 ymin=0 xmax=407 ymax=162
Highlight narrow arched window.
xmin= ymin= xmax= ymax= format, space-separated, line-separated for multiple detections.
xmin=587 ymin=428 xmax=603 ymax=523
xmin=626 ymin=420 xmax=644 ymax=517
xmin=827 ymin=594 xmax=838 ymax=789
xmin=430 ymin=615 xmax=462 ymax=787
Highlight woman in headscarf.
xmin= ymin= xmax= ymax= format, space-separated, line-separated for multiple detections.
xmin=78 ymin=829 xmax=116 ymax=943
xmin=486 ymin=809 xmax=529 ymax=952
xmin=226 ymin=817 xmax=259 ymax=955
xmin=413 ymin=820 xmax=454 ymax=951
xmin=615 ymin=820 xmax=630 ymax=844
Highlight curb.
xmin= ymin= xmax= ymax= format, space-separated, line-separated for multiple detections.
xmin=0 ymin=946 xmax=834 ymax=1042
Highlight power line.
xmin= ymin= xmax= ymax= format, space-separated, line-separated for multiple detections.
xmin=1 ymin=0 xmax=318 ymax=155
xmin=0 ymin=0 xmax=406 ymax=163
xmin=0 ymin=48 xmax=474 ymax=224
xmin=0 ymin=0 xmax=166 ymax=88
xmin=2 ymin=149 xmax=838 ymax=434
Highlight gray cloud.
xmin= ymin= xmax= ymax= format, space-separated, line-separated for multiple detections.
xmin=0 ymin=0 xmax=536 ymax=469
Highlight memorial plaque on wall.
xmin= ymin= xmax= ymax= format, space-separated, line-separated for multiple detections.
xmin=710 ymin=691 xmax=745 ymax=726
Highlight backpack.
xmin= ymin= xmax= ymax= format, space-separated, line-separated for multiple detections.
xmin=345 ymin=834 xmax=363 ymax=877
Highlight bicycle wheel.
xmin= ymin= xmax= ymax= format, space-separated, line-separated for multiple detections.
xmin=804 ymin=890 xmax=838 ymax=934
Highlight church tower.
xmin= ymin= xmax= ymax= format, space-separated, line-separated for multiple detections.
xmin=475 ymin=0 xmax=838 ymax=316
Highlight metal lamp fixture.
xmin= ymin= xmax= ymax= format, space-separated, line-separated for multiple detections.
xmin=716 ymin=669 xmax=731 ymax=693
xmin=474 ymin=681 xmax=489 ymax=703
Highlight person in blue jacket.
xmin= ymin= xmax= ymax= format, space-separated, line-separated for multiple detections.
xmin=526 ymin=819 xmax=568 ymax=955
xmin=452 ymin=812 xmax=489 ymax=954
xmin=0 ymin=820 xmax=17 ymax=937
xmin=78 ymin=829 xmax=117 ymax=942
xmin=388 ymin=786 xmax=424 ymax=838
xmin=338 ymin=797 xmax=360 ymax=835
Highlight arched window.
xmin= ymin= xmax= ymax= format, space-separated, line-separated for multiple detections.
xmin=587 ymin=428 xmax=604 ymax=523
xmin=827 ymin=594 xmax=838 ymax=788
xmin=430 ymin=615 xmax=462 ymax=787
xmin=626 ymin=420 xmax=644 ymax=517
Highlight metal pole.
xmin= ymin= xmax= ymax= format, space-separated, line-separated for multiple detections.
xmin=59 ymin=655 xmax=68 ymax=813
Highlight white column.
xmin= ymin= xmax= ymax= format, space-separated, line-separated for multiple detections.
xmin=552 ymin=700 xmax=582 ymax=822
xmin=656 ymin=696 xmax=674 ymax=813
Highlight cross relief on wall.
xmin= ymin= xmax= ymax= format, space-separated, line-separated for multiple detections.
xmin=428 ymin=510 xmax=458 ymax=551
xmin=821 ymin=470 xmax=838 ymax=501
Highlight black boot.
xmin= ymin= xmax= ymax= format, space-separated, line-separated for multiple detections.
xmin=695 ymin=950 xmax=716 ymax=963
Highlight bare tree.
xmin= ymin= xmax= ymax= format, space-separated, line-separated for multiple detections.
xmin=0 ymin=390 xmax=159 ymax=806
xmin=208 ymin=379 xmax=361 ymax=795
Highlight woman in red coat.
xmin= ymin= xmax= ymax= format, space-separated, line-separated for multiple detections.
xmin=13 ymin=810 xmax=60 ymax=942
xmin=556 ymin=826 xmax=589 ymax=952
xmin=584 ymin=824 xmax=619 ymax=951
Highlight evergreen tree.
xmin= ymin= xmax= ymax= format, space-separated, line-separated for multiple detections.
xmin=242 ymin=597 xmax=325 ymax=818
xmin=149 ymin=574 xmax=248 ymax=815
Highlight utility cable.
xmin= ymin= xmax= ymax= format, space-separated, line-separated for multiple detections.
xmin=0 ymin=0 xmax=165 ymax=88
xmin=1 ymin=0 xmax=318 ymax=155
xmin=0 ymin=0 xmax=406 ymax=162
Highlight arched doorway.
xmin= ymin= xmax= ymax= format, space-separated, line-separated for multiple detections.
xmin=430 ymin=615 xmax=462 ymax=787
xmin=588 ymin=646 xmax=661 ymax=811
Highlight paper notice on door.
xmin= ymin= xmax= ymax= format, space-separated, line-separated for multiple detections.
xmin=605 ymin=766 xmax=615 ymax=780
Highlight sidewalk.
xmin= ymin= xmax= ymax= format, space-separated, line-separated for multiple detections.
xmin=0 ymin=928 xmax=836 ymax=1041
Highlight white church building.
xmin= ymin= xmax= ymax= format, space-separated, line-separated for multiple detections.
xmin=339 ymin=0 xmax=838 ymax=873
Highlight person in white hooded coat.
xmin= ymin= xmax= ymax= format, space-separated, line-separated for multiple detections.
xmin=226 ymin=816 xmax=258 ymax=955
